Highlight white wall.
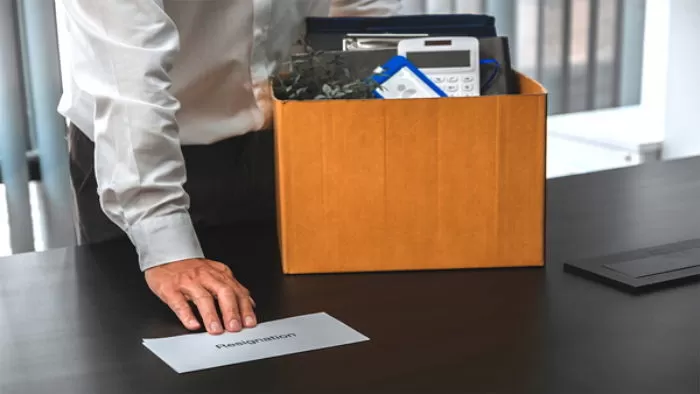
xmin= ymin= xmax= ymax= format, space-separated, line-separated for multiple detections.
xmin=638 ymin=0 xmax=668 ymax=138
xmin=662 ymin=0 xmax=700 ymax=160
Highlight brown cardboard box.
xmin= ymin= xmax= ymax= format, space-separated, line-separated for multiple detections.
xmin=272 ymin=73 xmax=547 ymax=274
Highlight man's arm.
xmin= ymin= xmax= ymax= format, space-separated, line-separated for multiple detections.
xmin=63 ymin=0 xmax=199 ymax=270
xmin=61 ymin=0 xmax=255 ymax=335
xmin=330 ymin=0 xmax=402 ymax=16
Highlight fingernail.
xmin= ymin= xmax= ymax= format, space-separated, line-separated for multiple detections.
xmin=188 ymin=319 xmax=199 ymax=328
xmin=229 ymin=319 xmax=242 ymax=331
xmin=245 ymin=316 xmax=256 ymax=327
xmin=210 ymin=322 xmax=222 ymax=332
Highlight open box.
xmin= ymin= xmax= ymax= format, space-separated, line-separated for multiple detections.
xmin=272 ymin=73 xmax=547 ymax=274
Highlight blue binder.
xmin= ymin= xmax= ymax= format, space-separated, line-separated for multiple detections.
xmin=304 ymin=14 xmax=497 ymax=51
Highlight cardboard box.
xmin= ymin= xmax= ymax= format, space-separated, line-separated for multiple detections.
xmin=273 ymin=73 xmax=547 ymax=274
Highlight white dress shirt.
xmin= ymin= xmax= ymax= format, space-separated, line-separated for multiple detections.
xmin=57 ymin=0 xmax=401 ymax=271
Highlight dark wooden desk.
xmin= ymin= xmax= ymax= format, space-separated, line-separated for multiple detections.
xmin=3 ymin=157 xmax=700 ymax=394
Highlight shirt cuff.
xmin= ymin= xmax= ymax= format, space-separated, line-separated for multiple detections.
xmin=127 ymin=212 xmax=204 ymax=271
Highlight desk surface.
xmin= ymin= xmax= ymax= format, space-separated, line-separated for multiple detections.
xmin=3 ymin=157 xmax=700 ymax=393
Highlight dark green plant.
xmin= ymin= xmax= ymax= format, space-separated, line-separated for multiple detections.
xmin=272 ymin=42 xmax=383 ymax=101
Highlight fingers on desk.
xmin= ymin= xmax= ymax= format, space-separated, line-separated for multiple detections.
xmin=212 ymin=264 xmax=257 ymax=328
xmin=201 ymin=276 xmax=243 ymax=333
xmin=236 ymin=290 xmax=257 ymax=329
xmin=157 ymin=264 xmax=257 ymax=335
xmin=161 ymin=287 xmax=201 ymax=331
xmin=181 ymin=283 xmax=225 ymax=335
xmin=218 ymin=274 xmax=256 ymax=329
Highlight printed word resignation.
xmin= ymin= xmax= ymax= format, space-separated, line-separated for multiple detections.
xmin=215 ymin=333 xmax=297 ymax=350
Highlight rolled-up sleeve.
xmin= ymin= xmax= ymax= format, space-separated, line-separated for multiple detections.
xmin=330 ymin=0 xmax=402 ymax=16
xmin=62 ymin=0 xmax=203 ymax=271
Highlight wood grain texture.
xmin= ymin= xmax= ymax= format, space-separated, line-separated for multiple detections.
xmin=273 ymin=73 xmax=547 ymax=274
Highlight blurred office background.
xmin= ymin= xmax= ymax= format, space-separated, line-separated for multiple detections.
xmin=0 ymin=0 xmax=697 ymax=257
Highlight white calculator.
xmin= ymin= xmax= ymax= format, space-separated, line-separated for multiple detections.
xmin=397 ymin=37 xmax=480 ymax=97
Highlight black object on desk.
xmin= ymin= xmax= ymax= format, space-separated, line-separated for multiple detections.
xmin=564 ymin=238 xmax=700 ymax=292
xmin=4 ymin=157 xmax=700 ymax=393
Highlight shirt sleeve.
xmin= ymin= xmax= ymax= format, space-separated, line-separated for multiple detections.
xmin=330 ymin=0 xmax=402 ymax=16
xmin=61 ymin=0 xmax=204 ymax=271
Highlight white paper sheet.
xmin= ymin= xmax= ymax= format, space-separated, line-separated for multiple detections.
xmin=143 ymin=312 xmax=369 ymax=373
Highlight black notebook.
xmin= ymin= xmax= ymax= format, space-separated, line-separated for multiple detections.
xmin=564 ymin=239 xmax=700 ymax=292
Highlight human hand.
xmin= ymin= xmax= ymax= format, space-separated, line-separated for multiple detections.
xmin=145 ymin=258 xmax=257 ymax=335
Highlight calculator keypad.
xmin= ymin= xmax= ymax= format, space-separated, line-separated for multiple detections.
xmin=429 ymin=73 xmax=478 ymax=97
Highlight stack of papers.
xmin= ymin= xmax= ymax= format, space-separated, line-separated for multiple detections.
xmin=143 ymin=312 xmax=369 ymax=373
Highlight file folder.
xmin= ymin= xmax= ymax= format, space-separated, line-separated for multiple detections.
xmin=304 ymin=14 xmax=497 ymax=51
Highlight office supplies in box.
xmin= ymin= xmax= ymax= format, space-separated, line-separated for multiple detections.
xmin=304 ymin=14 xmax=497 ymax=51
xmin=290 ymin=37 xmax=518 ymax=96
xmin=475 ymin=36 xmax=518 ymax=95
xmin=370 ymin=55 xmax=447 ymax=99
xmin=298 ymin=14 xmax=516 ymax=95
xmin=271 ymin=72 xmax=547 ymax=274
xmin=397 ymin=36 xmax=481 ymax=97
xmin=342 ymin=33 xmax=428 ymax=51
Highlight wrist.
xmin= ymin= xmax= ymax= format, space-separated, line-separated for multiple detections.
xmin=127 ymin=213 xmax=204 ymax=271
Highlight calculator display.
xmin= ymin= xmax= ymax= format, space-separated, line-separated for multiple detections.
xmin=406 ymin=51 xmax=472 ymax=68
